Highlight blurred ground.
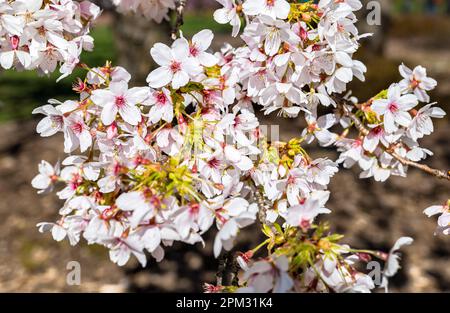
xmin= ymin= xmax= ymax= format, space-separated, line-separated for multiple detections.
xmin=0 ymin=12 xmax=449 ymax=292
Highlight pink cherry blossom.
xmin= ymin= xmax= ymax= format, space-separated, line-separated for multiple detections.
xmin=147 ymin=37 xmax=202 ymax=89
xmin=91 ymin=81 xmax=149 ymax=126
xmin=371 ymin=84 xmax=418 ymax=133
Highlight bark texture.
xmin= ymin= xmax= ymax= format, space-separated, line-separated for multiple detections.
xmin=111 ymin=12 xmax=172 ymax=84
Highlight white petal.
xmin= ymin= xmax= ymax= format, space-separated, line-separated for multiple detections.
xmin=91 ymin=90 xmax=115 ymax=107
xmin=423 ymin=205 xmax=444 ymax=217
xmin=171 ymin=71 xmax=189 ymax=89
xmin=172 ymin=37 xmax=189 ymax=60
xmin=192 ymin=29 xmax=213 ymax=51
xmin=146 ymin=67 xmax=172 ymax=88
xmin=109 ymin=81 xmax=128 ymax=96
xmin=31 ymin=174 xmax=51 ymax=190
xmin=198 ymin=52 xmax=218 ymax=67
xmin=125 ymin=87 xmax=149 ymax=105
xmin=213 ymin=8 xmax=232 ymax=24
xmin=0 ymin=51 xmax=14 ymax=69
xmin=101 ymin=102 xmax=118 ymax=126
xmin=150 ymin=43 xmax=172 ymax=66
xmin=119 ymin=104 xmax=141 ymax=126
xmin=116 ymin=191 xmax=146 ymax=211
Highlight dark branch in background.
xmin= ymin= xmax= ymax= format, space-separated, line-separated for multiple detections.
xmin=334 ymin=95 xmax=450 ymax=181
xmin=255 ymin=187 xmax=271 ymax=226
xmin=216 ymin=251 xmax=229 ymax=286
xmin=172 ymin=0 xmax=187 ymax=40
xmin=229 ymin=252 xmax=240 ymax=287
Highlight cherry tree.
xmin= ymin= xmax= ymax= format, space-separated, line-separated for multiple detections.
xmin=2 ymin=0 xmax=447 ymax=292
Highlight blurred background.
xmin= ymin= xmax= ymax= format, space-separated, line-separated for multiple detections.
xmin=0 ymin=0 xmax=449 ymax=292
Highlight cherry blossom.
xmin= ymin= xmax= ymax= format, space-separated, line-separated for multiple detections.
xmin=380 ymin=237 xmax=414 ymax=292
xmin=32 ymin=160 xmax=60 ymax=194
xmin=28 ymin=0 xmax=448 ymax=294
xmin=213 ymin=198 xmax=258 ymax=257
xmin=0 ymin=0 xmax=100 ymax=78
xmin=239 ymin=256 xmax=294 ymax=293
xmin=213 ymin=0 xmax=242 ymax=37
xmin=285 ymin=198 xmax=331 ymax=228
xmin=147 ymin=38 xmax=202 ymax=89
xmin=64 ymin=113 xmax=92 ymax=153
xmin=242 ymin=0 xmax=291 ymax=20
xmin=407 ymin=103 xmax=446 ymax=140
xmin=371 ymin=84 xmax=418 ymax=133
xmin=186 ymin=29 xmax=218 ymax=67
xmin=424 ymin=201 xmax=450 ymax=235
xmin=399 ymin=64 xmax=437 ymax=102
xmin=91 ymin=81 xmax=149 ymax=126
xmin=144 ymin=87 xmax=174 ymax=124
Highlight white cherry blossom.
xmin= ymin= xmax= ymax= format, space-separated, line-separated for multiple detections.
xmin=371 ymin=84 xmax=418 ymax=133
xmin=147 ymin=37 xmax=202 ymax=89
xmin=91 ymin=81 xmax=149 ymax=126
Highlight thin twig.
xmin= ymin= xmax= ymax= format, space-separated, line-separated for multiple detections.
xmin=335 ymin=96 xmax=450 ymax=181
xmin=389 ymin=150 xmax=450 ymax=180
xmin=171 ymin=0 xmax=187 ymax=40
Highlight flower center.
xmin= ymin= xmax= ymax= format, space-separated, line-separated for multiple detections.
xmin=155 ymin=92 xmax=167 ymax=105
xmin=50 ymin=115 xmax=63 ymax=127
xmin=208 ymin=157 xmax=221 ymax=169
xmin=170 ymin=61 xmax=182 ymax=73
xmin=70 ymin=173 xmax=82 ymax=190
xmin=115 ymin=96 xmax=126 ymax=108
xmin=388 ymin=102 xmax=399 ymax=113
xmin=189 ymin=45 xmax=199 ymax=57
xmin=287 ymin=175 xmax=296 ymax=185
xmin=411 ymin=78 xmax=420 ymax=89
xmin=299 ymin=27 xmax=308 ymax=41
xmin=372 ymin=126 xmax=384 ymax=136
xmin=234 ymin=116 xmax=241 ymax=127
xmin=300 ymin=219 xmax=310 ymax=230
xmin=266 ymin=0 xmax=275 ymax=7
xmin=307 ymin=122 xmax=317 ymax=133
xmin=202 ymin=90 xmax=212 ymax=103
xmin=189 ymin=203 xmax=200 ymax=216
xmin=352 ymin=138 xmax=362 ymax=148
xmin=71 ymin=122 xmax=83 ymax=134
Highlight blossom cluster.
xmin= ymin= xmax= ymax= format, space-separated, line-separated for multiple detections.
xmin=0 ymin=0 xmax=100 ymax=79
xmin=29 ymin=0 xmax=448 ymax=293
xmin=229 ymin=233 xmax=413 ymax=293
xmin=111 ymin=0 xmax=175 ymax=23
xmin=335 ymin=64 xmax=445 ymax=182
xmin=214 ymin=0 xmax=367 ymax=118
xmin=213 ymin=0 xmax=445 ymax=186
xmin=32 ymin=29 xmax=265 ymax=266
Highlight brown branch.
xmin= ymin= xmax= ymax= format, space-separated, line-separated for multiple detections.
xmin=335 ymin=96 xmax=450 ymax=181
xmin=228 ymin=252 xmax=240 ymax=287
xmin=389 ymin=151 xmax=450 ymax=180
xmin=216 ymin=251 xmax=229 ymax=286
xmin=171 ymin=0 xmax=187 ymax=40
xmin=254 ymin=187 xmax=271 ymax=226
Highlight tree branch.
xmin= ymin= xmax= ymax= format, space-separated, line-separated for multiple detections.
xmin=335 ymin=96 xmax=450 ymax=181
xmin=171 ymin=0 xmax=187 ymax=40
xmin=216 ymin=251 xmax=229 ymax=286
xmin=254 ymin=187 xmax=271 ymax=226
